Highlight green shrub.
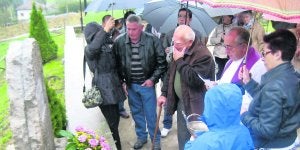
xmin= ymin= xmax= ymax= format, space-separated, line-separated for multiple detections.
xmin=58 ymin=1 xmax=81 ymax=13
xmin=46 ymin=80 xmax=66 ymax=137
xmin=29 ymin=2 xmax=58 ymax=64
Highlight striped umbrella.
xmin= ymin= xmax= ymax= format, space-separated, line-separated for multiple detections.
xmin=182 ymin=0 xmax=300 ymax=23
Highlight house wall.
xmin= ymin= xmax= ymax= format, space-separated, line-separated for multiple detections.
xmin=17 ymin=10 xmax=31 ymax=20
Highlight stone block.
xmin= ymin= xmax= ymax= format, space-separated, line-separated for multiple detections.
xmin=6 ymin=38 xmax=55 ymax=150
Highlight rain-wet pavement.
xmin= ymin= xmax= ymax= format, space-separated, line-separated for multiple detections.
xmin=64 ymin=26 xmax=179 ymax=149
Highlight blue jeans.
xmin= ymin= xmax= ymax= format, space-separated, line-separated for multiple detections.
xmin=127 ymin=83 xmax=161 ymax=144
xmin=163 ymin=106 xmax=173 ymax=129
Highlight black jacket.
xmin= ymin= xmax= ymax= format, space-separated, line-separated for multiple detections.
xmin=241 ymin=62 xmax=300 ymax=148
xmin=84 ymin=22 xmax=126 ymax=105
xmin=112 ymin=32 xmax=167 ymax=85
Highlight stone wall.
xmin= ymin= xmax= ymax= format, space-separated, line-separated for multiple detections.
xmin=6 ymin=38 xmax=55 ymax=150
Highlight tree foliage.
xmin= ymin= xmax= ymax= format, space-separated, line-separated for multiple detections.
xmin=45 ymin=80 xmax=66 ymax=137
xmin=0 ymin=0 xmax=22 ymax=11
xmin=0 ymin=0 xmax=21 ymax=25
xmin=29 ymin=2 xmax=58 ymax=64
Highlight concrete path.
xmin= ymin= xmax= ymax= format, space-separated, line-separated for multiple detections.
xmin=64 ymin=26 xmax=179 ymax=149
xmin=64 ymin=26 xmax=103 ymax=134
xmin=119 ymin=87 xmax=178 ymax=150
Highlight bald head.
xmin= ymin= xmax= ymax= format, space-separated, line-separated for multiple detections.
xmin=173 ymin=25 xmax=195 ymax=51
xmin=174 ymin=25 xmax=195 ymax=42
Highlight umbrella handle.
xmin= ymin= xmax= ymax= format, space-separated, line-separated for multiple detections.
xmin=244 ymin=11 xmax=257 ymax=65
xmin=152 ymin=106 xmax=162 ymax=150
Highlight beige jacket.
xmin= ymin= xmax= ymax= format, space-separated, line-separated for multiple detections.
xmin=208 ymin=23 xmax=235 ymax=58
xmin=248 ymin=22 xmax=265 ymax=53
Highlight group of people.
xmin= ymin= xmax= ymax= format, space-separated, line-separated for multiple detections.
xmin=83 ymin=6 xmax=300 ymax=150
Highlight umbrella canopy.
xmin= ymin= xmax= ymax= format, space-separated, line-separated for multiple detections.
xmin=197 ymin=4 xmax=245 ymax=17
xmin=85 ymin=0 xmax=149 ymax=12
xmin=143 ymin=0 xmax=217 ymax=37
xmin=182 ymin=0 xmax=300 ymax=23
xmin=263 ymin=14 xmax=300 ymax=24
xmin=187 ymin=1 xmax=245 ymax=17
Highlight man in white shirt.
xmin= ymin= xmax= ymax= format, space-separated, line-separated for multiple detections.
xmin=219 ymin=27 xmax=266 ymax=112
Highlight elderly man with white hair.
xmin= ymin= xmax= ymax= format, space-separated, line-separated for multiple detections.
xmin=158 ymin=25 xmax=215 ymax=150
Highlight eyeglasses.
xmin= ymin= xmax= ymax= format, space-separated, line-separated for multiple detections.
xmin=261 ymin=51 xmax=272 ymax=57
xmin=224 ymin=43 xmax=243 ymax=50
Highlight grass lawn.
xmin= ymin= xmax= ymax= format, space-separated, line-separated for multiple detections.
xmin=0 ymin=30 xmax=65 ymax=149
xmin=0 ymin=82 xmax=11 ymax=149
xmin=0 ymin=42 xmax=9 ymax=71
xmin=0 ymin=10 xmax=125 ymax=148
xmin=83 ymin=10 xmax=124 ymax=24
xmin=43 ymin=31 xmax=65 ymax=99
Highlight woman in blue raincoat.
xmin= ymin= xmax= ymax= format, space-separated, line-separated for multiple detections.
xmin=185 ymin=83 xmax=254 ymax=150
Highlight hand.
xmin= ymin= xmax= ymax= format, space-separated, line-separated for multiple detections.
xmin=240 ymin=105 xmax=248 ymax=115
xmin=238 ymin=65 xmax=251 ymax=84
xmin=157 ymin=96 xmax=167 ymax=107
xmin=141 ymin=79 xmax=154 ymax=87
xmin=122 ymin=83 xmax=128 ymax=96
xmin=205 ymin=81 xmax=217 ymax=90
xmin=189 ymin=135 xmax=196 ymax=141
xmin=165 ymin=47 xmax=170 ymax=54
xmin=220 ymin=34 xmax=224 ymax=42
xmin=173 ymin=46 xmax=185 ymax=61
xmin=104 ymin=17 xmax=115 ymax=32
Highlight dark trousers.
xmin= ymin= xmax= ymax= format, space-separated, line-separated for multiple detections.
xmin=177 ymin=99 xmax=191 ymax=150
xmin=215 ymin=57 xmax=229 ymax=80
xmin=99 ymin=104 xmax=121 ymax=150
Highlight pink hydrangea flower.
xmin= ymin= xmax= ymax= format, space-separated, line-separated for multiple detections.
xmin=78 ymin=135 xmax=87 ymax=142
xmin=75 ymin=126 xmax=85 ymax=132
xmin=85 ymin=129 xmax=96 ymax=137
xmin=99 ymin=136 xmax=106 ymax=142
xmin=102 ymin=147 xmax=111 ymax=150
xmin=101 ymin=142 xmax=110 ymax=149
xmin=88 ymin=139 xmax=99 ymax=148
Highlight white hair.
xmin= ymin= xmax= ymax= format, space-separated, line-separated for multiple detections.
xmin=175 ymin=25 xmax=195 ymax=41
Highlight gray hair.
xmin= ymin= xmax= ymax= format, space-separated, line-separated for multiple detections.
xmin=126 ymin=14 xmax=142 ymax=25
xmin=229 ymin=26 xmax=251 ymax=45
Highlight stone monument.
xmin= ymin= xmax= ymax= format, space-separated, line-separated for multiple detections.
xmin=6 ymin=38 xmax=55 ymax=150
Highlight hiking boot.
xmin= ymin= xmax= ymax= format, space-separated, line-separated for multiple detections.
xmin=120 ymin=111 xmax=130 ymax=119
xmin=161 ymin=128 xmax=170 ymax=138
xmin=133 ymin=139 xmax=147 ymax=149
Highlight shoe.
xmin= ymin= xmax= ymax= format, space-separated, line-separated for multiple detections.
xmin=119 ymin=111 xmax=130 ymax=119
xmin=133 ymin=139 xmax=147 ymax=149
xmin=161 ymin=128 xmax=170 ymax=138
